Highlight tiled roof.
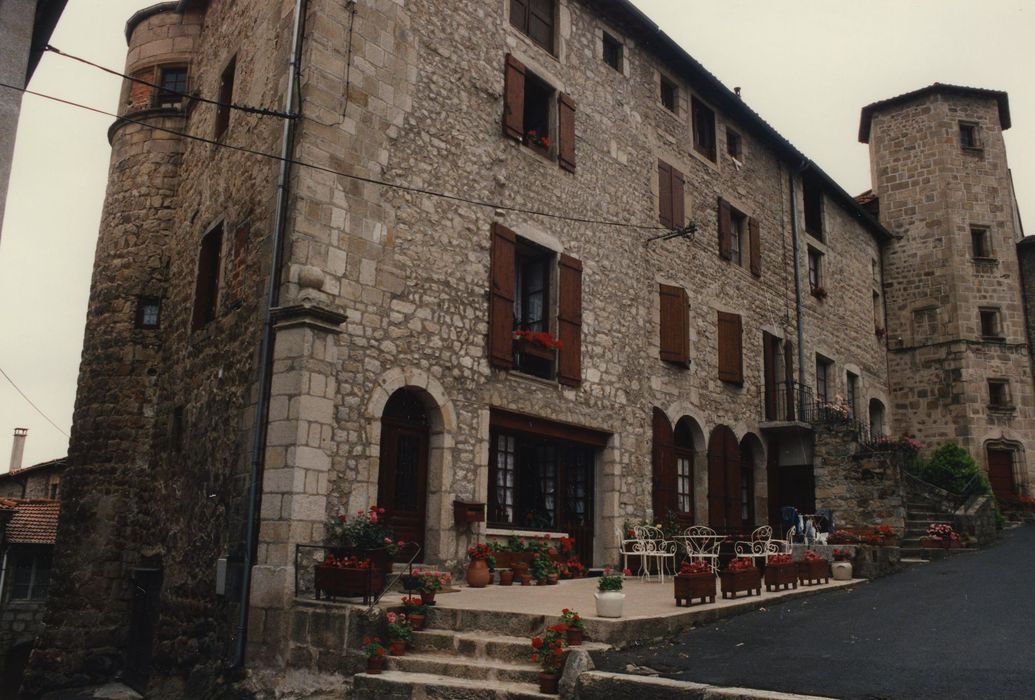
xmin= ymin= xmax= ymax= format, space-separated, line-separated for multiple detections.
xmin=859 ymin=83 xmax=1010 ymax=143
xmin=5 ymin=500 xmax=60 ymax=545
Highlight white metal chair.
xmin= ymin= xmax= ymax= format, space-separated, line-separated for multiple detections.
xmin=617 ymin=527 xmax=639 ymax=573
xmin=734 ymin=525 xmax=790 ymax=567
xmin=630 ymin=525 xmax=677 ymax=583
xmin=678 ymin=525 xmax=723 ymax=573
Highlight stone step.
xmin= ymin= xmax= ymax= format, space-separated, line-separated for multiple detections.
xmin=411 ymin=628 xmax=610 ymax=665
xmin=386 ymin=651 xmax=540 ymax=684
xmin=423 ymin=606 xmax=551 ymax=637
xmin=353 ymin=669 xmax=552 ymax=699
xmin=899 ymin=557 xmax=929 ymax=566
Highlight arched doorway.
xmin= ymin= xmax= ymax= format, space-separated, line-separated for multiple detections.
xmin=869 ymin=399 xmax=886 ymax=437
xmin=378 ymin=389 xmax=429 ymax=560
xmin=651 ymin=409 xmax=699 ymax=526
xmin=707 ymin=425 xmax=740 ymax=531
xmin=986 ymin=443 xmax=1020 ymax=498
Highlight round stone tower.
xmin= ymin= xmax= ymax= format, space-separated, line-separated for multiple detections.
xmin=861 ymin=84 xmax=1034 ymax=497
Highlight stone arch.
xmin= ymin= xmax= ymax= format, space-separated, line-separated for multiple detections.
xmin=739 ymin=432 xmax=767 ymax=529
xmin=362 ymin=367 xmax=458 ymax=563
xmin=868 ymin=398 xmax=887 ymax=437
xmin=668 ymin=412 xmax=706 ymax=524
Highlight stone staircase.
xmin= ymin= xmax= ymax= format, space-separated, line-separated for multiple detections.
xmin=353 ymin=605 xmax=610 ymax=699
xmin=901 ymin=474 xmax=966 ymax=561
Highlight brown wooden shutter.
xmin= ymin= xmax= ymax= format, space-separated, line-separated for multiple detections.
xmin=659 ymin=284 xmax=689 ymax=366
xmin=717 ymin=311 xmax=743 ymax=384
xmin=783 ymin=338 xmax=795 ymax=420
xmin=488 ymin=223 xmax=516 ymax=368
xmin=558 ymin=92 xmax=576 ymax=173
xmin=671 ymin=166 xmax=685 ymax=228
xmin=707 ymin=427 xmax=726 ymax=529
xmin=718 ymin=197 xmax=732 ymax=260
xmin=652 ymin=407 xmax=677 ymax=519
xmin=749 ymin=217 xmax=761 ymax=276
xmin=724 ymin=430 xmax=742 ymax=529
xmin=658 ymin=161 xmax=673 ymax=228
xmin=503 ymin=54 xmax=525 ymax=141
xmin=557 ymin=253 xmax=582 ymax=386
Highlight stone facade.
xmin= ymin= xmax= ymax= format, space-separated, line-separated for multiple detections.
xmin=30 ymin=0 xmax=1035 ymax=696
xmin=0 ymin=460 xmax=63 ymax=501
xmin=863 ymin=87 xmax=1035 ymax=497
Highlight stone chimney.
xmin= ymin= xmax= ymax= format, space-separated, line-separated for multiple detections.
xmin=9 ymin=428 xmax=27 ymax=472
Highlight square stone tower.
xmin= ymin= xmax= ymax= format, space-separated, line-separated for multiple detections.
xmin=861 ymin=84 xmax=1034 ymax=497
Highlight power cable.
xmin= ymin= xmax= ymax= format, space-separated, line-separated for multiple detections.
xmin=0 ymin=365 xmax=70 ymax=438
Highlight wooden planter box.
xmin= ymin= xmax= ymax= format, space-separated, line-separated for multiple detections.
xmin=314 ymin=565 xmax=385 ymax=604
xmin=797 ymin=559 xmax=830 ymax=585
xmin=763 ymin=562 xmax=798 ymax=592
xmin=719 ymin=568 xmax=761 ymax=599
xmin=674 ymin=572 xmax=715 ymax=607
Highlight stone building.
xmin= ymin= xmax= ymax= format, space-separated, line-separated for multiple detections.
xmin=23 ymin=0 xmax=1032 ymax=696
xmin=0 ymin=0 xmax=66 ymax=243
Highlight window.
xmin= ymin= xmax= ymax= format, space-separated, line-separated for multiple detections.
xmin=488 ymin=223 xmax=582 ymax=385
xmin=659 ymin=284 xmax=689 ymax=366
xmin=660 ymin=75 xmax=677 ymax=113
xmin=971 ymin=227 xmax=992 ymax=258
xmin=959 ymin=122 xmax=979 ymax=149
xmin=674 ymin=419 xmax=694 ymax=515
xmin=846 ymin=372 xmax=859 ymax=418
xmin=657 ymin=161 xmax=685 ymax=229
xmin=502 ymin=55 xmax=576 ymax=171
xmin=988 ymin=379 xmax=1011 ymax=409
xmin=602 ymin=33 xmax=622 ymax=72
xmin=726 ymin=128 xmax=742 ymax=159
xmin=869 ymin=399 xmax=886 ymax=437
xmin=155 ymin=66 xmax=188 ymax=107
xmin=873 ymin=291 xmax=884 ymax=334
xmin=717 ymin=311 xmax=743 ymax=384
xmin=10 ymin=550 xmax=51 ymax=600
xmin=718 ymin=199 xmax=761 ymax=276
xmin=215 ymin=57 xmax=236 ymax=139
xmin=816 ymin=356 xmax=833 ymax=403
xmin=803 ymin=176 xmax=823 ymax=240
xmin=808 ymin=247 xmax=823 ymax=295
xmin=47 ymin=476 xmax=60 ymax=500
xmin=692 ymin=97 xmax=716 ymax=161
xmin=192 ymin=224 xmax=223 ymax=330
xmin=729 ymin=209 xmax=746 ymax=266
xmin=136 ymin=296 xmax=161 ymax=329
xmin=980 ymin=308 xmax=1002 ymax=339
xmin=510 ymin=0 xmax=555 ymax=53
xmin=913 ymin=307 xmax=938 ymax=342
xmin=871 ymin=258 xmax=880 ymax=285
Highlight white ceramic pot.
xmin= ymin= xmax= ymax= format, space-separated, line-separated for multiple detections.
xmin=594 ymin=590 xmax=625 ymax=618
xmin=831 ymin=561 xmax=853 ymax=581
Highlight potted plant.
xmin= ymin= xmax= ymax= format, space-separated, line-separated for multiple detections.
xmin=674 ymin=560 xmax=715 ymax=606
xmin=314 ymin=553 xmax=384 ymax=604
xmin=798 ymin=550 xmax=830 ymax=585
xmin=530 ymin=624 xmax=568 ymax=694
xmin=531 ymin=553 xmax=553 ymax=585
xmin=412 ymin=568 xmax=451 ymax=605
xmin=559 ymin=608 xmax=585 ymax=645
xmin=386 ymin=611 xmax=411 ymax=656
xmin=831 ymin=548 xmax=853 ymax=581
xmin=927 ymin=523 xmax=961 ymax=548
xmin=498 ymin=568 xmax=514 ymax=586
xmin=720 ymin=557 xmax=761 ymax=599
xmin=361 ymin=636 xmax=388 ymax=674
xmin=763 ymin=553 xmax=797 ymax=592
xmin=466 ymin=543 xmax=494 ymax=588
xmin=873 ymin=524 xmax=898 ymax=547
xmin=594 ymin=567 xmax=628 ymax=618
xmin=401 ymin=596 xmax=427 ymax=631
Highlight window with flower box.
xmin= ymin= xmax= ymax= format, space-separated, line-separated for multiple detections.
xmin=502 ymin=54 xmax=576 ymax=172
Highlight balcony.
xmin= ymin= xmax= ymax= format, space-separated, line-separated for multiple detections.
xmin=760 ymin=381 xmax=814 ymax=429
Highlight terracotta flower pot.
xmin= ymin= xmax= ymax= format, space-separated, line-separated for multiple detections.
xmin=538 ymin=671 xmax=560 ymax=695
xmin=566 ymin=626 xmax=583 ymax=646
xmin=409 ymin=613 xmax=425 ymax=631
xmin=467 ymin=558 xmax=491 ymax=588
xmin=389 ymin=639 xmax=406 ymax=656
xmin=519 ymin=574 xmax=532 ymax=586
xmin=547 ymin=573 xmax=559 ymax=585
xmin=498 ymin=570 xmax=514 ymax=586
xmin=365 ymin=654 xmax=386 ymax=674
xmin=420 ymin=590 xmax=437 ymax=605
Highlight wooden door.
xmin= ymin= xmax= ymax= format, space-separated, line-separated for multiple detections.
xmin=987 ymin=448 xmax=1016 ymax=498
xmin=652 ymin=408 xmax=677 ymax=519
xmin=707 ymin=425 xmax=739 ymax=531
xmin=378 ymin=391 xmax=429 ymax=561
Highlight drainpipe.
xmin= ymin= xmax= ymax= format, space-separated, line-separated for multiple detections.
xmin=789 ymin=160 xmax=810 ymax=408
xmin=233 ymin=0 xmax=307 ymax=669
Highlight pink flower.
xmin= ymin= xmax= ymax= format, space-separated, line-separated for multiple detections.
xmin=378 ymin=507 xmax=386 ymax=514
xmin=622 ymin=568 xmax=632 ymax=576
xmin=370 ymin=513 xmax=378 ymax=524
xmin=386 ymin=612 xmax=397 ymax=623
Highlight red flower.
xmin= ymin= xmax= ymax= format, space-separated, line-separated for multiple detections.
xmin=531 ymin=636 xmax=544 ymax=649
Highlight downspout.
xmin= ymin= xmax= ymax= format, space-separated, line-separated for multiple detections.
xmin=233 ymin=0 xmax=307 ymax=669
xmin=789 ymin=160 xmax=810 ymax=407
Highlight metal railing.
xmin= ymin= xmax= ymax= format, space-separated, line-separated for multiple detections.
xmin=760 ymin=381 xmax=813 ymax=423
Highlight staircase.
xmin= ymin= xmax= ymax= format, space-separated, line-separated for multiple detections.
xmin=353 ymin=605 xmax=610 ymax=699
xmin=901 ymin=474 xmax=964 ymax=561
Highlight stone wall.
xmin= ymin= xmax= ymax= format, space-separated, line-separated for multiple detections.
xmin=0 ymin=0 xmax=36 ymax=243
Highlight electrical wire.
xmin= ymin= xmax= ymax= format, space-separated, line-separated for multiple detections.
xmin=0 ymin=79 xmax=675 ymax=232
xmin=0 ymin=365 xmax=70 ymax=438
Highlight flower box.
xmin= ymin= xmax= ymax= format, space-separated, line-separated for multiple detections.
xmin=314 ymin=565 xmax=384 ymax=604
xmin=763 ymin=562 xmax=798 ymax=592
xmin=492 ymin=551 xmax=534 ymax=570
xmin=674 ymin=572 xmax=716 ymax=607
xmin=719 ymin=568 xmax=761 ymax=599
xmin=797 ymin=558 xmax=830 ymax=585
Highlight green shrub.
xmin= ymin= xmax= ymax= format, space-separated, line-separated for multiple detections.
xmin=916 ymin=443 xmax=992 ymax=497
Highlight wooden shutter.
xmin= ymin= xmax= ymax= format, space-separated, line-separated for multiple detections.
xmin=749 ymin=217 xmax=761 ymax=276
xmin=762 ymin=332 xmax=777 ymax=420
xmin=671 ymin=166 xmax=685 ymax=228
xmin=558 ymin=92 xmax=576 ymax=173
xmin=717 ymin=311 xmax=743 ymax=384
xmin=503 ymin=54 xmax=525 ymax=141
xmin=718 ymin=197 xmax=732 ymax=260
xmin=783 ymin=338 xmax=795 ymax=420
xmin=724 ymin=429 xmax=741 ymax=530
xmin=658 ymin=161 xmax=673 ymax=228
xmin=707 ymin=427 xmax=727 ymax=529
xmin=488 ymin=223 xmax=516 ymax=368
xmin=557 ymin=253 xmax=582 ymax=386
xmin=659 ymin=284 xmax=689 ymax=366
xmin=652 ymin=408 xmax=677 ymax=519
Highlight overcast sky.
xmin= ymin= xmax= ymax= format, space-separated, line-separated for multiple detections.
xmin=1 ymin=0 xmax=1033 ymax=469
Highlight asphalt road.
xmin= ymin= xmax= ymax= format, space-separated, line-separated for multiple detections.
xmin=593 ymin=524 xmax=1035 ymax=700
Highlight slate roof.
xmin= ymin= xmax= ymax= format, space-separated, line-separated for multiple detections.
xmin=5 ymin=500 xmax=60 ymax=545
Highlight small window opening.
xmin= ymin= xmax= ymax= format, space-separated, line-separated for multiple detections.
xmin=522 ymin=71 xmax=553 ymax=154
xmin=803 ymin=176 xmax=823 ymax=239
xmin=971 ymin=227 xmax=992 ymax=258
xmin=660 ymin=75 xmax=677 ymax=113
xmin=726 ymin=128 xmax=742 ymax=159
xmin=510 ymin=0 xmax=555 ymax=53
xmin=136 ymin=297 xmax=162 ymax=329
xmin=155 ymin=66 xmax=188 ymax=107
xmin=807 ymin=247 xmax=823 ymax=294
xmin=215 ymin=58 xmax=236 ymax=139
xmin=692 ymin=97 xmax=716 ymax=161
xmin=980 ymin=308 xmax=1002 ymax=339
xmin=513 ymin=238 xmax=555 ymax=380
xmin=602 ymin=33 xmax=622 ymax=71
xmin=192 ymin=224 xmax=223 ymax=330
xmin=959 ymin=122 xmax=979 ymax=149
xmin=988 ymin=379 xmax=1011 ymax=408
xmin=730 ymin=209 xmax=747 ymax=266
